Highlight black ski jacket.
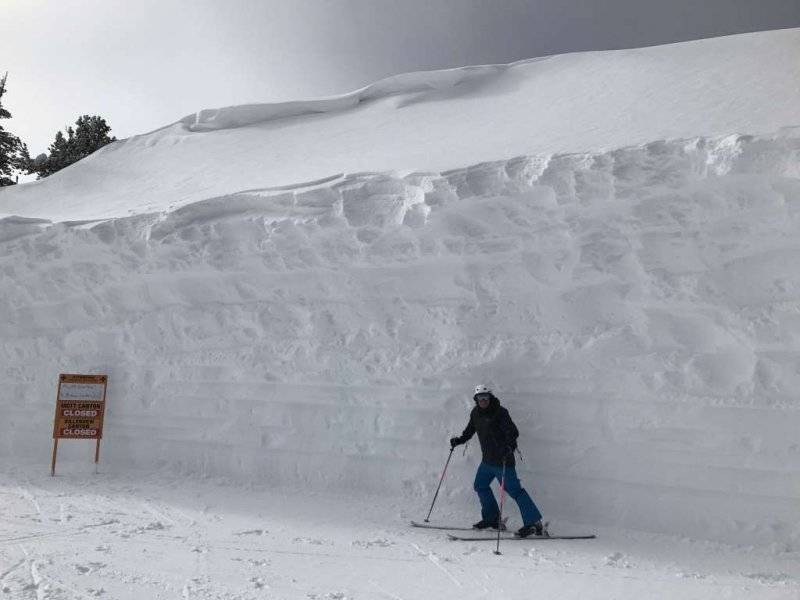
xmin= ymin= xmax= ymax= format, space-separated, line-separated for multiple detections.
xmin=455 ymin=395 xmax=519 ymax=467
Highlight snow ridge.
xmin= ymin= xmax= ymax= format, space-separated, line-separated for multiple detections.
xmin=180 ymin=62 xmax=522 ymax=132
xmin=2 ymin=28 xmax=797 ymax=223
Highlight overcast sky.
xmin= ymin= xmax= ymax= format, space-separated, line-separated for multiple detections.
xmin=3 ymin=0 xmax=799 ymax=155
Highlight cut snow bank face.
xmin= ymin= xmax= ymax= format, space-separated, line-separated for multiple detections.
xmin=0 ymin=28 xmax=799 ymax=222
xmin=1 ymin=130 xmax=799 ymax=549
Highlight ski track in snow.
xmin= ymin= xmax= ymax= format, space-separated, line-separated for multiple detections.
xmin=0 ymin=469 xmax=798 ymax=599
xmin=409 ymin=542 xmax=462 ymax=588
xmin=16 ymin=486 xmax=43 ymax=521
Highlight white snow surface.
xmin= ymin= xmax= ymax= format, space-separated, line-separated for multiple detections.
xmin=1 ymin=29 xmax=800 ymax=596
xmin=0 ymin=28 xmax=798 ymax=222
xmin=1 ymin=467 xmax=798 ymax=600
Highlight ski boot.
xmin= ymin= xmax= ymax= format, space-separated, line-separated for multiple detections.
xmin=516 ymin=520 xmax=549 ymax=538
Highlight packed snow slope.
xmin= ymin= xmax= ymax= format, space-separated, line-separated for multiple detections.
xmin=0 ymin=28 xmax=799 ymax=222
xmin=0 ymin=29 xmax=799 ymax=551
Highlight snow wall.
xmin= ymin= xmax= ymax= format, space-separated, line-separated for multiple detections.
xmin=2 ymin=130 xmax=799 ymax=548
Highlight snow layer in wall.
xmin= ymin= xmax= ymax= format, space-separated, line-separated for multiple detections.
xmin=2 ymin=130 xmax=799 ymax=548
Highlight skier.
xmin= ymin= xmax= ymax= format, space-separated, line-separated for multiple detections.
xmin=449 ymin=385 xmax=547 ymax=538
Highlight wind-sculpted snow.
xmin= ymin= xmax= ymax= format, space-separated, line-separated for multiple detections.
xmin=180 ymin=62 xmax=516 ymax=132
xmin=1 ymin=28 xmax=797 ymax=223
xmin=1 ymin=131 xmax=799 ymax=548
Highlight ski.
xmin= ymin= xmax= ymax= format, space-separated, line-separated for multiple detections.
xmin=410 ymin=519 xmax=507 ymax=532
xmin=447 ymin=532 xmax=596 ymax=541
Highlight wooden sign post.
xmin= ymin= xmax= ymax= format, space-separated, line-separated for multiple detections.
xmin=51 ymin=374 xmax=108 ymax=476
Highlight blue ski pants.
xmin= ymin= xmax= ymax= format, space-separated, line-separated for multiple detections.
xmin=473 ymin=462 xmax=542 ymax=526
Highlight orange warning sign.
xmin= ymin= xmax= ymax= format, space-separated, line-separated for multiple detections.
xmin=53 ymin=374 xmax=107 ymax=439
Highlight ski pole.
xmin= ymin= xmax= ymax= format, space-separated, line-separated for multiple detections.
xmin=495 ymin=457 xmax=508 ymax=555
xmin=424 ymin=446 xmax=455 ymax=522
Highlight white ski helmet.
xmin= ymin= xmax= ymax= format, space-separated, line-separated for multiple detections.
xmin=474 ymin=384 xmax=492 ymax=395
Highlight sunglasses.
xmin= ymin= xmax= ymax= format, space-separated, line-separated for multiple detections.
xmin=475 ymin=393 xmax=491 ymax=401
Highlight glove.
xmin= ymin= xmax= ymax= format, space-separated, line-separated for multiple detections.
xmin=450 ymin=436 xmax=463 ymax=448
xmin=503 ymin=445 xmax=515 ymax=458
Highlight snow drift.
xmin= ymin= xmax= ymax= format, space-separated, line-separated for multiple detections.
xmin=1 ymin=29 xmax=799 ymax=550
xmin=0 ymin=28 xmax=798 ymax=222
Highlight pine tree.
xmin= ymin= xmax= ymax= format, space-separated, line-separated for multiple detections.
xmin=73 ymin=115 xmax=114 ymax=157
xmin=27 ymin=114 xmax=116 ymax=179
xmin=0 ymin=72 xmax=26 ymax=186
